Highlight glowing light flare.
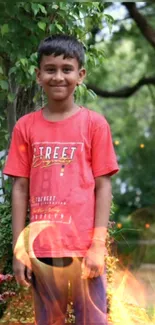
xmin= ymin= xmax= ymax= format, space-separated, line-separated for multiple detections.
xmin=109 ymin=269 xmax=154 ymax=325
xmin=13 ymin=218 xmax=94 ymax=262
xmin=19 ymin=144 xmax=26 ymax=152
xmin=140 ymin=143 xmax=145 ymax=148
xmin=117 ymin=223 xmax=122 ymax=229
xmin=114 ymin=140 xmax=120 ymax=146
xmin=13 ymin=221 xmax=56 ymax=268
xmin=145 ymin=223 xmax=150 ymax=229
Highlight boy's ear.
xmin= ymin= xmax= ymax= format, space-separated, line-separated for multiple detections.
xmin=77 ymin=68 xmax=86 ymax=86
xmin=35 ymin=68 xmax=41 ymax=85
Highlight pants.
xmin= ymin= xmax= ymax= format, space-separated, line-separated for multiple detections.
xmin=31 ymin=257 xmax=108 ymax=325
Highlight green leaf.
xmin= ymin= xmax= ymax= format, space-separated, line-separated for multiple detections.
xmin=81 ymin=83 xmax=87 ymax=89
xmin=75 ymin=83 xmax=86 ymax=101
xmin=31 ymin=3 xmax=40 ymax=16
xmin=38 ymin=21 xmax=46 ymax=31
xmin=104 ymin=14 xmax=114 ymax=24
xmin=4 ymin=133 xmax=9 ymax=141
xmin=33 ymin=90 xmax=42 ymax=104
xmin=29 ymin=65 xmax=36 ymax=75
xmin=24 ymin=2 xmax=31 ymax=13
xmin=59 ymin=3 xmax=66 ymax=10
xmin=87 ymin=89 xmax=97 ymax=99
xmin=38 ymin=4 xmax=47 ymax=15
xmin=49 ymin=24 xmax=56 ymax=33
xmin=56 ymin=23 xmax=63 ymax=32
xmin=0 ymin=158 xmax=5 ymax=165
xmin=0 ymin=80 xmax=8 ymax=90
xmin=0 ymin=66 xmax=3 ymax=74
xmin=30 ymin=52 xmax=38 ymax=62
xmin=52 ymin=4 xmax=59 ymax=10
xmin=20 ymin=58 xmax=28 ymax=67
xmin=8 ymin=93 xmax=16 ymax=103
xmin=104 ymin=14 xmax=114 ymax=33
xmin=1 ymin=24 xmax=9 ymax=36
xmin=9 ymin=66 xmax=16 ymax=75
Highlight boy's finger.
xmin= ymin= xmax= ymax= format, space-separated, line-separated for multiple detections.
xmin=88 ymin=269 xmax=96 ymax=279
xmin=81 ymin=258 xmax=86 ymax=278
xmin=81 ymin=258 xmax=85 ymax=271
xmin=94 ymin=269 xmax=101 ymax=278
xmin=26 ymin=267 xmax=32 ymax=281
xmin=16 ymin=274 xmax=30 ymax=287
xmin=99 ymin=266 xmax=104 ymax=276
xmin=81 ymin=264 xmax=90 ymax=279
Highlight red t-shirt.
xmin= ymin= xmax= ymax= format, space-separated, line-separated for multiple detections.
xmin=3 ymin=107 xmax=119 ymax=258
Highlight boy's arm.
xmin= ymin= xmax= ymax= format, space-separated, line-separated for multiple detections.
xmin=12 ymin=177 xmax=31 ymax=287
xmin=81 ymin=175 xmax=112 ymax=279
xmin=92 ymin=175 xmax=111 ymax=242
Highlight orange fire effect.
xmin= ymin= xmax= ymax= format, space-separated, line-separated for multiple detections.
xmin=109 ymin=268 xmax=155 ymax=325
xmin=13 ymin=224 xmax=155 ymax=324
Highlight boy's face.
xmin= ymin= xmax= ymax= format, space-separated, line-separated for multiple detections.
xmin=36 ymin=54 xmax=86 ymax=101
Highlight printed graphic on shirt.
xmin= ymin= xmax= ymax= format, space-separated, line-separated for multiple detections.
xmin=32 ymin=141 xmax=84 ymax=176
xmin=31 ymin=195 xmax=71 ymax=224
xmin=31 ymin=142 xmax=84 ymax=224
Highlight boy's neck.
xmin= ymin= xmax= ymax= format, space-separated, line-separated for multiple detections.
xmin=43 ymin=96 xmax=80 ymax=121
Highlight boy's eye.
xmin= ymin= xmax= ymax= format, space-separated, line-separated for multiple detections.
xmin=45 ymin=67 xmax=73 ymax=74
xmin=46 ymin=68 xmax=55 ymax=73
xmin=63 ymin=68 xmax=72 ymax=73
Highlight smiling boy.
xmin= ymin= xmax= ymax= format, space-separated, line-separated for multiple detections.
xmin=3 ymin=34 xmax=119 ymax=325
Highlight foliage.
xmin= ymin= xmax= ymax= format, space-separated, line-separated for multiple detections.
xmin=0 ymin=1 xmax=109 ymax=137
xmin=86 ymin=2 xmax=155 ymax=221
xmin=0 ymin=274 xmax=15 ymax=303
xmin=0 ymin=274 xmax=16 ymax=318
xmin=84 ymin=2 xmax=155 ymax=265
xmin=0 ymin=196 xmax=12 ymax=273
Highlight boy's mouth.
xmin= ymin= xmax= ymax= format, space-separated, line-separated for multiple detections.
xmin=50 ymin=84 xmax=67 ymax=87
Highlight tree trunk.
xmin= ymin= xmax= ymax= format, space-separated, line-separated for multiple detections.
xmin=7 ymin=75 xmax=17 ymax=139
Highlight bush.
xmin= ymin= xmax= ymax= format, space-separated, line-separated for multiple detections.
xmin=0 ymin=199 xmax=12 ymax=274
xmin=0 ymin=274 xmax=16 ymax=318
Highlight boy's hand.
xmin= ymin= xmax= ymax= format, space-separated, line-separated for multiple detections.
xmin=81 ymin=242 xmax=106 ymax=279
xmin=13 ymin=255 xmax=31 ymax=287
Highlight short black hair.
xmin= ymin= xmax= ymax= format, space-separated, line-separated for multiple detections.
xmin=37 ymin=34 xmax=85 ymax=68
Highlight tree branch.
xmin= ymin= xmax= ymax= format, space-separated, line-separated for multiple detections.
xmin=87 ymin=76 xmax=155 ymax=98
xmin=123 ymin=2 xmax=155 ymax=48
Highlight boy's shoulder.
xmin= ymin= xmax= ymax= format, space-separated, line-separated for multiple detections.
xmin=84 ymin=107 xmax=108 ymax=129
xmin=15 ymin=109 xmax=40 ymax=130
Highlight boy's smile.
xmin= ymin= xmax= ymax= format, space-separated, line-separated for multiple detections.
xmin=36 ymin=54 xmax=85 ymax=101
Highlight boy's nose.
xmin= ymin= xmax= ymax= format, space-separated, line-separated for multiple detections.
xmin=52 ymin=70 xmax=64 ymax=81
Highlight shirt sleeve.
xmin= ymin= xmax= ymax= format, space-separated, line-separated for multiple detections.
xmin=3 ymin=125 xmax=30 ymax=178
xmin=92 ymin=121 xmax=119 ymax=177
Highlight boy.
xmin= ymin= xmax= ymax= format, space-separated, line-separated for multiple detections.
xmin=3 ymin=34 xmax=119 ymax=325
